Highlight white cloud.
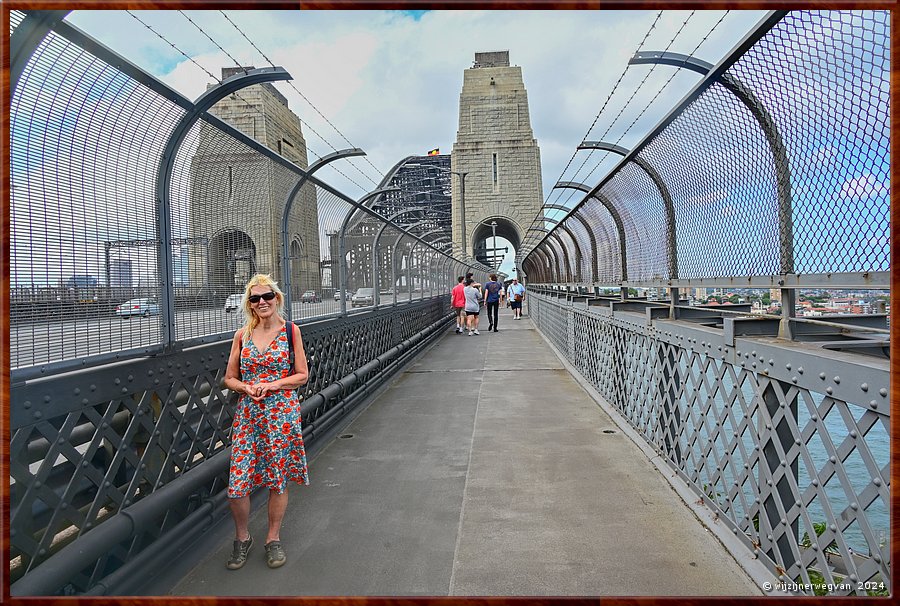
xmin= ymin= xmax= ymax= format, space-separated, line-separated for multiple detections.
xmin=65 ymin=9 xmax=764 ymax=204
xmin=839 ymin=174 xmax=889 ymax=200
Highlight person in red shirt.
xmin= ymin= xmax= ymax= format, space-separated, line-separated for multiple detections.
xmin=450 ymin=276 xmax=466 ymax=333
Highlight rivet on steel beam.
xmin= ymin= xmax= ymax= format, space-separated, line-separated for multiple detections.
xmin=751 ymin=350 xmax=756 ymax=356
xmin=125 ymin=500 xmax=131 ymax=506
xmin=34 ymin=481 xmax=41 ymax=488
xmin=82 ymin=461 xmax=89 ymax=468
xmin=879 ymin=388 xmax=887 ymax=397
xmin=860 ymin=383 xmax=868 ymax=392
xmin=850 ymin=502 xmax=858 ymax=510
xmin=768 ymin=359 xmax=774 ymax=366
xmin=122 ymin=387 xmax=129 ymax=394
xmin=874 ymin=478 xmax=882 ymax=486
xmin=825 ymin=387 xmax=833 ymax=395
xmin=34 ymin=411 xmax=42 ymax=419
xmin=82 ymin=398 xmax=89 ymax=405
xmin=44 ymin=395 xmax=51 ymax=402
xmin=819 ymin=372 xmax=826 ymax=380
xmin=752 ymin=362 xmax=756 ymax=368
xmin=849 ymin=575 xmax=858 ymax=583
xmin=85 ymin=523 xmax=92 ymax=529
xmin=833 ymin=376 xmax=840 ymax=384
xmin=91 ymin=384 xmax=97 ymax=391
xmin=780 ymin=460 xmax=786 ymax=467
xmin=73 ymin=388 xmax=80 ymax=395
xmin=874 ymin=554 xmax=882 ymax=563
xmin=795 ymin=439 xmax=801 ymax=445
xmin=105 ymin=481 xmax=111 ymax=487
xmin=811 ymin=544 xmax=818 ymax=551
xmin=767 ymin=480 xmax=772 ymax=486
xmin=829 ymin=456 xmax=836 ymax=464
xmin=812 ymin=480 xmax=819 ymax=486
xmin=791 ymin=376 xmax=798 ymax=383
xmin=737 ymin=350 xmax=742 ymax=357
xmin=829 ymin=524 xmax=836 ymax=532
xmin=23 ymin=401 xmax=31 ymax=409
xmin=797 ymin=367 xmax=803 ymax=374
xmin=811 ymin=415 xmax=818 ymax=422
xmin=785 ymin=363 xmax=791 ymax=370
xmin=148 ymin=370 xmax=154 ymax=376
xmin=850 ymin=430 xmax=857 ymax=438
xmin=114 ymin=378 xmax=121 ymax=385
xmin=58 ymin=437 xmax=65 ymax=444
xmin=128 ymin=375 xmax=134 ymax=381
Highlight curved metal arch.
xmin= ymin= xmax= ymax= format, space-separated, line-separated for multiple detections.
xmin=537 ymin=238 xmax=561 ymax=284
xmin=577 ymin=141 xmax=677 ymax=279
xmin=537 ymin=247 xmax=554 ymax=283
xmin=545 ymin=201 xmax=603 ymax=283
xmin=156 ymin=66 xmax=291 ymax=348
xmin=337 ymin=187 xmax=401 ymax=314
xmin=10 ymin=10 xmax=71 ymax=97
xmin=629 ymin=50 xmax=793 ymax=274
xmin=547 ymin=231 xmax=574 ymax=283
xmin=282 ymin=148 xmax=365 ymax=312
xmin=544 ymin=222 xmax=580 ymax=283
xmin=554 ymin=182 xmax=628 ymax=282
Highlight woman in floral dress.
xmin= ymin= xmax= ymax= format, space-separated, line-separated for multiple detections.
xmin=223 ymin=274 xmax=309 ymax=570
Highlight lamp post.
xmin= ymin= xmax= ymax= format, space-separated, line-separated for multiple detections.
xmin=451 ymin=171 xmax=468 ymax=256
xmin=490 ymin=220 xmax=498 ymax=270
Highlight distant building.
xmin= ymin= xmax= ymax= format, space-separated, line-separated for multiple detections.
xmin=108 ymin=260 xmax=132 ymax=288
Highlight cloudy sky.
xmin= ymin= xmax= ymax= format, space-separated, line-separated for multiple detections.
xmin=65 ymin=8 xmax=769 ymax=273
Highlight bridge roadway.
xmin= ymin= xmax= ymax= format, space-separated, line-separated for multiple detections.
xmin=168 ymin=307 xmax=761 ymax=596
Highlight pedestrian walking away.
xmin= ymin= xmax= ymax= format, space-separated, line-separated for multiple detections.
xmin=223 ymin=274 xmax=310 ymax=571
xmin=450 ymin=276 xmax=466 ymax=334
xmin=463 ymin=278 xmax=482 ymax=335
xmin=483 ymin=273 xmax=504 ymax=332
xmin=508 ymin=278 xmax=526 ymax=320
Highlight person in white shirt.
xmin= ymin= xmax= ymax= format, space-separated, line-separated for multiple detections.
xmin=463 ymin=278 xmax=482 ymax=335
xmin=508 ymin=278 xmax=526 ymax=319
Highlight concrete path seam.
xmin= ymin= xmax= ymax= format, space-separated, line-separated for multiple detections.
xmin=446 ymin=346 xmax=488 ymax=595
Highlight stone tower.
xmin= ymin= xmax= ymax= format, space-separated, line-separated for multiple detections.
xmin=188 ymin=67 xmax=320 ymax=297
xmin=451 ymin=51 xmax=543 ymax=263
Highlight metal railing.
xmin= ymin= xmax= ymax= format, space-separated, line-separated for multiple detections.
xmin=521 ymin=11 xmax=889 ymax=341
xmin=530 ymin=291 xmax=889 ymax=596
xmin=8 ymin=9 xmax=490 ymax=595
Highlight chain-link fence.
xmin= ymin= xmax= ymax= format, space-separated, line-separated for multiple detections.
xmin=9 ymin=11 xmax=490 ymax=375
xmin=523 ymin=10 xmax=889 ymax=291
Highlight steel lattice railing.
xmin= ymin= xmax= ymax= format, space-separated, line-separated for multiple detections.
xmin=531 ymin=292 xmax=889 ymax=596
xmin=8 ymin=9 xmax=487 ymax=596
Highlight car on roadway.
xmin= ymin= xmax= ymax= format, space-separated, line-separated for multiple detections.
xmin=300 ymin=290 xmax=321 ymax=303
xmin=333 ymin=290 xmax=351 ymax=301
xmin=224 ymin=294 xmax=243 ymax=313
xmin=116 ymin=297 xmax=160 ymax=318
xmin=351 ymin=287 xmax=374 ymax=308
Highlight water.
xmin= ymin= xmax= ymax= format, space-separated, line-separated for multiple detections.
xmin=681 ymin=366 xmax=889 ymax=557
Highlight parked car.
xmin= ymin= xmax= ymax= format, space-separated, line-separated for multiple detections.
xmin=333 ymin=290 xmax=351 ymax=301
xmin=300 ymin=290 xmax=321 ymax=303
xmin=351 ymin=287 xmax=374 ymax=308
xmin=224 ymin=293 xmax=243 ymax=313
xmin=116 ymin=298 xmax=159 ymax=318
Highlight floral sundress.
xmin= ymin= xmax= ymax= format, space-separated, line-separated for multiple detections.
xmin=227 ymin=324 xmax=309 ymax=497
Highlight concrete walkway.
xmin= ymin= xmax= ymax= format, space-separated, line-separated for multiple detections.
xmin=171 ymin=308 xmax=760 ymax=596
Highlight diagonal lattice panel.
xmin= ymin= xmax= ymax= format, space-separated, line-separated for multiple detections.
xmin=531 ymin=292 xmax=889 ymax=595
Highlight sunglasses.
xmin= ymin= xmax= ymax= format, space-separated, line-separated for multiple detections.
xmin=248 ymin=291 xmax=277 ymax=304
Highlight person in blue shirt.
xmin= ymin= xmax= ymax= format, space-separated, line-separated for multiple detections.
xmin=482 ymin=273 xmax=505 ymax=332
xmin=508 ymin=278 xmax=526 ymax=320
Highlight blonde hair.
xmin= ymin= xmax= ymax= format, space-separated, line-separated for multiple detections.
xmin=241 ymin=274 xmax=285 ymax=344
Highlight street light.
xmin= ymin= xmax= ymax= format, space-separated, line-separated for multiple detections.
xmin=490 ymin=220 xmax=498 ymax=271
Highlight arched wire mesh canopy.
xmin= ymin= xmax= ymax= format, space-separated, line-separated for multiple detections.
xmin=522 ymin=11 xmax=889 ymax=290
xmin=8 ymin=11 xmax=489 ymax=372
